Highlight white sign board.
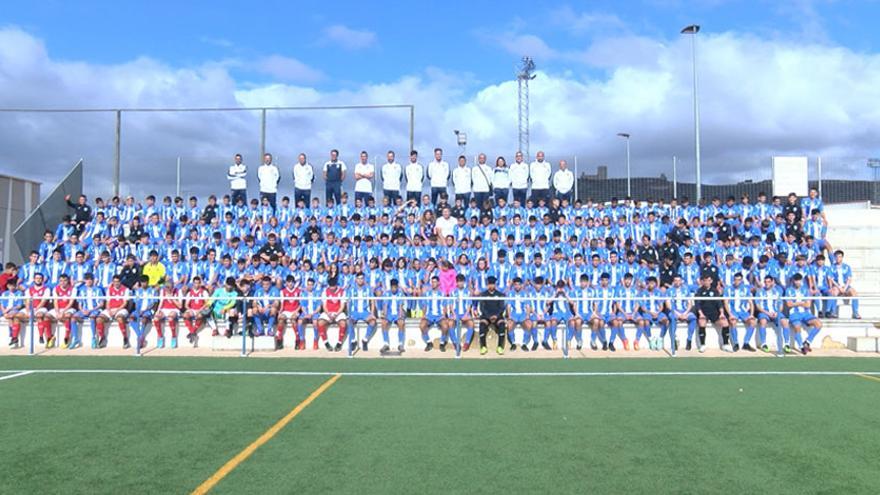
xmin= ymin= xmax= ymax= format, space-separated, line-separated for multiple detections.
xmin=771 ymin=156 xmax=809 ymax=197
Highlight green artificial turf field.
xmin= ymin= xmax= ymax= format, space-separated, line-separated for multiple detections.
xmin=1 ymin=356 xmax=879 ymax=494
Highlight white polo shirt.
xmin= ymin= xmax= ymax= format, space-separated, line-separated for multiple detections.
xmin=452 ymin=165 xmax=472 ymax=194
xmin=509 ymin=161 xmax=530 ymax=189
xmin=292 ymin=162 xmax=314 ymax=190
xmin=553 ymin=169 xmax=574 ymax=194
xmin=471 ymin=164 xmax=493 ymax=193
xmin=354 ymin=162 xmax=374 ymax=193
xmin=427 ymin=160 xmax=449 ymax=188
xmin=258 ymin=164 xmax=280 ymax=193
xmin=405 ymin=162 xmax=424 ymax=192
xmin=530 ymin=160 xmax=552 ymax=190
xmin=227 ymin=163 xmax=247 ymax=191
xmin=382 ymin=161 xmax=402 ymax=190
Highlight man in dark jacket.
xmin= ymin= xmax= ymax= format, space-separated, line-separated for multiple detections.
xmin=477 ymin=276 xmax=507 ymax=356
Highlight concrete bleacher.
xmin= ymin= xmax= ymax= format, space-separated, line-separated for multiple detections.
xmin=2 ymin=204 xmax=877 ymax=357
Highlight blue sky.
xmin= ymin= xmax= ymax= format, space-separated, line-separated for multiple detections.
xmin=2 ymin=0 xmax=880 ymax=198
xmin=7 ymin=0 xmax=877 ymax=90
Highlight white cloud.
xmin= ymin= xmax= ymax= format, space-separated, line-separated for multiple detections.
xmin=549 ymin=6 xmax=626 ymax=35
xmin=321 ymin=24 xmax=377 ymax=50
xmin=255 ymin=55 xmax=324 ymax=83
xmin=1 ymin=26 xmax=880 ymax=203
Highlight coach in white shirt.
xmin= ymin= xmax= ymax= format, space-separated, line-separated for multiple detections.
xmin=427 ymin=147 xmax=449 ymax=205
xmin=258 ymin=153 xmax=280 ymax=209
xmin=353 ymin=151 xmax=375 ymax=205
xmin=471 ymin=153 xmax=493 ymax=208
xmin=292 ymin=153 xmax=314 ymax=207
xmin=323 ymin=149 xmax=346 ymax=204
xmin=530 ymin=150 xmax=552 ymax=204
xmin=451 ymin=155 xmax=472 ymax=204
xmin=553 ymin=159 xmax=575 ymax=203
xmin=405 ymin=150 xmax=424 ymax=203
xmin=227 ymin=153 xmax=247 ymax=206
xmin=509 ymin=150 xmax=530 ymax=206
xmin=492 ymin=156 xmax=510 ymax=204
xmin=381 ymin=150 xmax=403 ymax=204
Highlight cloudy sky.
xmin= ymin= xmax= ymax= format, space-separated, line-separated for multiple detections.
xmin=1 ymin=0 xmax=879 ymax=199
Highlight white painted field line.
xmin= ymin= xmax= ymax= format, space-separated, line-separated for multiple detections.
xmin=0 ymin=371 xmax=34 ymax=381
xmin=0 ymin=369 xmax=879 ymax=378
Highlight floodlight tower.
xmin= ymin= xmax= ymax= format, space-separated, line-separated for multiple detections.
xmin=517 ymin=56 xmax=537 ymax=161
xmin=869 ymin=158 xmax=880 ymax=181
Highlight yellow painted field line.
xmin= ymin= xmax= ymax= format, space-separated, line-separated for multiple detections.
xmin=191 ymin=373 xmax=342 ymax=495
xmin=854 ymin=373 xmax=880 ymax=384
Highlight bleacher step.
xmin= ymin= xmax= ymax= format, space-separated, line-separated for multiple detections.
xmin=847 ymin=337 xmax=879 ymax=353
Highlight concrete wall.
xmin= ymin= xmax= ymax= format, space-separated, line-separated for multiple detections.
xmin=0 ymin=174 xmax=41 ymax=265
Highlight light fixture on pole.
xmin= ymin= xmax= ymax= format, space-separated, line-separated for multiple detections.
xmin=617 ymin=133 xmax=631 ymax=198
xmin=454 ymin=129 xmax=467 ymax=157
xmin=681 ymin=24 xmax=702 ymax=202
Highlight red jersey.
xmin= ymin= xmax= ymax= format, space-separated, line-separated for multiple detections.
xmin=107 ymin=285 xmax=129 ymax=309
xmin=187 ymin=287 xmax=208 ymax=310
xmin=54 ymin=285 xmax=74 ymax=310
xmin=281 ymin=287 xmax=301 ymax=312
xmin=160 ymin=289 xmax=179 ymax=310
xmin=28 ymin=285 xmax=48 ymax=308
xmin=323 ymin=287 xmax=345 ymax=313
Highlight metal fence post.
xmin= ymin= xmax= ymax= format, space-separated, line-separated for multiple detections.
xmin=673 ymin=155 xmax=678 ymax=199
xmin=574 ymin=155 xmax=579 ymax=201
xmin=260 ymin=108 xmax=267 ymax=161
xmin=817 ymin=156 xmax=822 ymax=196
xmin=176 ymin=156 xmax=181 ymax=198
xmin=114 ymin=110 xmax=121 ymax=197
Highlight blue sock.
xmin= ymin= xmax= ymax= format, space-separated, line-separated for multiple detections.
xmin=635 ymin=327 xmax=643 ymax=342
xmin=744 ymin=326 xmax=755 ymax=346
xmin=267 ymin=317 xmax=276 ymax=331
xmin=421 ymin=331 xmax=429 ymax=343
xmin=522 ymin=328 xmax=531 ymax=345
xmin=783 ymin=327 xmax=791 ymax=345
xmin=776 ymin=326 xmax=785 ymax=352
xmin=397 ymin=329 xmax=405 ymax=345
xmin=464 ymin=327 xmax=475 ymax=344
xmin=70 ymin=320 xmax=79 ymax=342
xmin=853 ymin=299 xmax=860 ymax=316
xmin=659 ymin=323 xmax=668 ymax=339
xmin=730 ymin=326 xmax=739 ymax=346
xmin=295 ymin=324 xmax=304 ymax=342
xmin=365 ymin=324 xmax=376 ymax=342
xmin=795 ymin=332 xmax=804 ymax=347
xmin=758 ymin=326 xmax=766 ymax=345
xmin=254 ymin=317 xmax=264 ymax=334
xmin=440 ymin=333 xmax=448 ymax=344
xmin=644 ymin=325 xmax=652 ymax=339
xmin=382 ymin=328 xmax=390 ymax=344
xmin=827 ymin=297 xmax=837 ymax=315
xmin=574 ymin=326 xmax=583 ymax=345
xmin=598 ymin=328 xmax=607 ymax=343
xmin=449 ymin=327 xmax=460 ymax=345
xmin=529 ymin=328 xmax=538 ymax=343
xmin=687 ymin=319 xmax=696 ymax=342
xmin=806 ymin=326 xmax=820 ymax=343
xmin=130 ymin=319 xmax=141 ymax=339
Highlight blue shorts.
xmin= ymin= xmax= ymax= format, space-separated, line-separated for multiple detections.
xmin=757 ymin=311 xmax=783 ymax=327
xmin=730 ymin=309 xmax=752 ymax=321
xmin=131 ymin=310 xmax=153 ymax=320
xmin=75 ymin=309 xmax=101 ymax=319
xmin=509 ymin=312 xmax=528 ymax=324
xmin=530 ymin=313 xmax=548 ymax=323
xmin=424 ymin=315 xmax=443 ymax=325
xmin=640 ymin=311 xmax=668 ymax=323
xmin=550 ymin=311 xmax=573 ymax=321
xmin=350 ymin=311 xmax=372 ymax=323
xmin=788 ymin=312 xmax=817 ymax=326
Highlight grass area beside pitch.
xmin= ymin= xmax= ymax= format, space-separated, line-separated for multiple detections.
xmin=1 ymin=356 xmax=879 ymax=494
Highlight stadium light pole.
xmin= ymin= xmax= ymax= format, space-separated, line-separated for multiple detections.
xmin=681 ymin=24 xmax=702 ymax=203
xmin=617 ymin=133 xmax=631 ymax=197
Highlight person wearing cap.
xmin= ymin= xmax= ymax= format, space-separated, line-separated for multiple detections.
xmin=477 ymin=275 xmax=507 ymax=355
